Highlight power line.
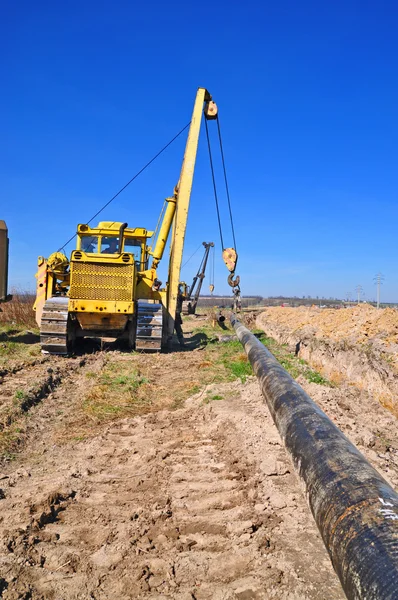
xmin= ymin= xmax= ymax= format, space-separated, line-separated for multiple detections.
xmin=58 ymin=122 xmax=191 ymax=252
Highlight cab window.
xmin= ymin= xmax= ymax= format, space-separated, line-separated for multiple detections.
xmin=124 ymin=238 xmax=146 ymax=268
xmin=101 ymin=237 xmax=120 ymax=254
xmin=123 ymin=239 xmax=141 ymax=257
xmin=80 ymin=236 xmax=98 ymax=253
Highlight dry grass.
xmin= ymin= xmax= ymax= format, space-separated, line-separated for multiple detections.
xmin=82 ymin=364 xmax=151 ymax=421
xmin=0 ymin=292 xmax=40 ymax=368
xmin=0 ymin=292 xmax=37 ymax=329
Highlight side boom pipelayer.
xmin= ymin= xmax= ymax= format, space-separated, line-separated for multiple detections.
xmin=33 ymin=88 xmax=225 ymax=354
xmin=182 ymin=241 xmax=214 ymax=315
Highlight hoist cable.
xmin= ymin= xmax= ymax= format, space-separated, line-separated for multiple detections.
xmin=216 ymin=117 xmax=237 ymax=252
xmin=181 ymin=243 xmax=203 ymax=270
xmin=211 ymin=244 xmax=215 ymax=291
xmin=197 ymin=249 xmax=207 ymax=275
xmin=204 ymin=118 xmax=225 ymax=251
xmin=57 ymin=121 xmax=191 ymax=252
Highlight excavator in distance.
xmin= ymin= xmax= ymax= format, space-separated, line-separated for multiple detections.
xmin=182 ymin=242 xmax=214 ymax=315
xmin=33 ymin=88 xmax=220 ymax=354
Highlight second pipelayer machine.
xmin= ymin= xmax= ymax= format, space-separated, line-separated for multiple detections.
xmin=33 ymin=88 xmax=232 ymax=354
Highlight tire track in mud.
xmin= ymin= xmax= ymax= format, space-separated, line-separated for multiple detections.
xmin=0 ymin=356 xmax=50 ymax=380
xmin=0 ymin=353 xmax=106 ymax=461
xmin=0 ymin=380 xmax=345 ymax=600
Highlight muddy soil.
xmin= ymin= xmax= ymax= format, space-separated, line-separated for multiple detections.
xmin=0 ymin=315 xmax=397 ymax=599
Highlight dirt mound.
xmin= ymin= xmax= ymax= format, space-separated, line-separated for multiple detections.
xmin=259 ymin=304 xmax=398 ymax=348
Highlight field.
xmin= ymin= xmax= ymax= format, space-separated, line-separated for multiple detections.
xmin=0 ymin=301 xmax=397 ymax=599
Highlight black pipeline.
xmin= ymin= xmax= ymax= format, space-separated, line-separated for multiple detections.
xmin=231 ymin=315 xmax=398 ymax=600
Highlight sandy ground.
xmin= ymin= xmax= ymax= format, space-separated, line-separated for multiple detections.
xmin=0 ymin=313 xmax=397 ymax=599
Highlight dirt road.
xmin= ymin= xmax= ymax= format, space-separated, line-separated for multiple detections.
xmin=0 ymin=314 xmax=397 ymax=599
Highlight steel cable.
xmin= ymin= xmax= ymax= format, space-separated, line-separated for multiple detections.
xmin=58 ymin=122 xmax=191 ymax=252
xmin=216 ymin=117 xmax=237 ymax=252
xmin=204 ymin=118 xmax=225 ymax=251
xmin=210 ymin=244 xmax=215 ymax=292
xmin=181 ymin=243 xmax=203 ymax=270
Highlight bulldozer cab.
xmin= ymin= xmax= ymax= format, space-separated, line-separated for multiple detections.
xmin=76 ymin=222 xmax=153 ymax=271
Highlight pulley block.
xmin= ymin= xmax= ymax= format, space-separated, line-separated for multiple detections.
xmin=222 ymin=248 xmax=238 ymax=273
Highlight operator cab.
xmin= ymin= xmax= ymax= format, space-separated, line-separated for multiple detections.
xmin=76 ymin=222 xmax=154 ymax=271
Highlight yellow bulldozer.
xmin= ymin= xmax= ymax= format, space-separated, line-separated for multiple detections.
xmin=33 ymin=88 xmax=219 ymax=354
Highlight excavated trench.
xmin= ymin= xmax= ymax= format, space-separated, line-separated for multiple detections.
xmin=256 ymin=307 xmax=398 ymax=416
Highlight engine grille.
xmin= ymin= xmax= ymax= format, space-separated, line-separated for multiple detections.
xmin=69 ymin=261 xmax=134 ymax=301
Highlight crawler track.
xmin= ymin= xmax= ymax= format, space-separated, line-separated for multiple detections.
xmin=40 ymin=297 xmax=70 ymax=355
xmin=135 ymin=300 xmax=163 ymax=351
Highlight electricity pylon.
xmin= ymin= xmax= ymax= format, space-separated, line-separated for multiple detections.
xmin=355 ymin=285 xmax=363 ymax=305
xmin=373 ymin=273 xmax=384 ymax=309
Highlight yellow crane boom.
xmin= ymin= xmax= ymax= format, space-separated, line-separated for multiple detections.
xmin=166 ymin=88 xmax=217 ymax=340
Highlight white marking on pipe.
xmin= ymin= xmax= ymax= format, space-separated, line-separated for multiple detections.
xmin=379 ymin=497 xmax=398 ymax=520
xmin=379 ymin=497 xmax=394 ymax=507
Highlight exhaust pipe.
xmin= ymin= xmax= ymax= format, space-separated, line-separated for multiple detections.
xmin=231 ymin=314 xmax=398 ymax=600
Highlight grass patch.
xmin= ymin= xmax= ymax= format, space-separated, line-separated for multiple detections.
xmin=303 ymin=370 xmax=331 ymax=385
xmin=188 ymin=384 xmax=201 ymax=395
xmin=0 ymin=421 xmax=27 ymax=458
xmin=188 ymin=323 xmax=256 ymax=384
xmin=252 ymin=330 xmax=333 ymax=386
xmin=203 ymin=394 xmax=224 ymax=404
xmin=83 ymin=365 xmax=150 ymax=421
xmin=0 ymin=337 xmax=41 ymax=369
xmin=224 ymin=354 xmax=252 ymax=383
xmin=0 ymin=342 xmax=19 ymax=357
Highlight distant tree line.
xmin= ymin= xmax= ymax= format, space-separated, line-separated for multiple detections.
xmin=196 ymin=294 xmax=398 ymax=309
xmin=197 ymin=296 xmax=263 ymax=308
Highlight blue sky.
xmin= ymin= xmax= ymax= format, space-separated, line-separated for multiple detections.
xmin=1 ymin=1 xmax=398 ymax=301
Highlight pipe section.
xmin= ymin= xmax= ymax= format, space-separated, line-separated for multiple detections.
xmin=231 ymin=315 xmax=398 ymax=600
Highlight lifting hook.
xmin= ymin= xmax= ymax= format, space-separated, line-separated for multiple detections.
xmin=228 ymin=272 xmax=240 ymax=288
